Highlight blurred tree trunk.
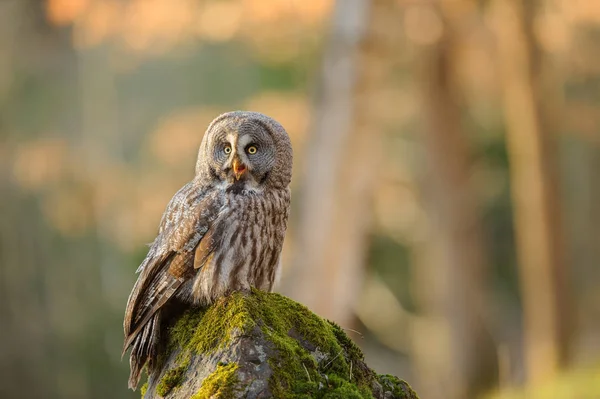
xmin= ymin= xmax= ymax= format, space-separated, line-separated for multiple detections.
xmin=566 ymin=142 xmax=600 ymax=345
xmin=408 ymin=3 xmax=497 ymax=399
xmin=493 ymin=0 xmax=571 ymax=384
xmin=283 ymin=0 xmax=382 ymax=326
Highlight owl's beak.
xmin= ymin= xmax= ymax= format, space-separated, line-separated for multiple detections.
xmin=232 ymin=157 xmax=247 ymax=180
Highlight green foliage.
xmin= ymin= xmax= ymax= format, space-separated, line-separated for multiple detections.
xmin=367 ymin=234 xmax=413 ymax=311
xmin=191 ymin=363 xmax=240 ymax=399
xmin=258 ymin=63 xmax=304 ymax=91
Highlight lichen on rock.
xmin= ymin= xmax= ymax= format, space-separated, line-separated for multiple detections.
xmin=142 ymin=289 xmax=418 ymax=399
xmin=191 ymin=362 xmax=240 ymax=399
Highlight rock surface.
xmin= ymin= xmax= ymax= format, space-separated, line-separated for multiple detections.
xmin=142 ymin=289 xmax=419 ymax=399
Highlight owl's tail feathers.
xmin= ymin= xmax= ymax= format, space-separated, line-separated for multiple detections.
xmin=126 ymin=312 xmax=162 ymax=390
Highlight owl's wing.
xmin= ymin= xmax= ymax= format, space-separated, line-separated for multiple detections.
xmin=122 ymin=183 xmax=222 ymax=354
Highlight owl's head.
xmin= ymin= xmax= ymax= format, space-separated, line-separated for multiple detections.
xmin=196 ymin=111 xmax=293 ymax=190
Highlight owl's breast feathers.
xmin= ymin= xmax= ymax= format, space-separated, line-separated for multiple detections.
xmin=190 ymin=188 xmax=291 ymax=303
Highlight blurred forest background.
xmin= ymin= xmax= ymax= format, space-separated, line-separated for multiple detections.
xmin=1 ymin=0 xmax=600 ymax=398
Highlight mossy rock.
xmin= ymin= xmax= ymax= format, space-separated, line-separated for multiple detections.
xmin=143 ymin=289 xmax=418 ymax=399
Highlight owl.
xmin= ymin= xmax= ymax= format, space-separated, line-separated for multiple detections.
xmin=122 ymin=111 xmax=293 ymax=390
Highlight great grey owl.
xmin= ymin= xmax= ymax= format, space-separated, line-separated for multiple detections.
xmin=122 ymin=111 xmax=293 ymax=389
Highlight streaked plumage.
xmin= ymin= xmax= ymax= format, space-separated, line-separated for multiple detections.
xmin=123 ymin=111 xmax=293 ymax=390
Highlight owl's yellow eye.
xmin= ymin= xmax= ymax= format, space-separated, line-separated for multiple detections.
xmin=247 ymin=145 xmax=257 ymax=155
xmin=223 ymin=145 xmax=232 ymax=154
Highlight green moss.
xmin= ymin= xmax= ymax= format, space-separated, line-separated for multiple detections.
xmin=260 ymin=305 xmax=373 ymax=398
xmin=140 ymin=382 xmax=148 ymax=398
xmin=164 ymin=289 xmax=418 ymax=398
xmin=377 ymin=374 xmax=419 ymax=399
xmin=156 ymin=361 xmax=188 ymax=397
xmin=167 ymin=293 xmax=254 ymax=355
xmin=191 ymin=363 xmax=240 ymax=399
xmin=321 ymin=375 xmax=371 ymax=398
xmin=328 ymin=321 xmax=371 ymax=384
